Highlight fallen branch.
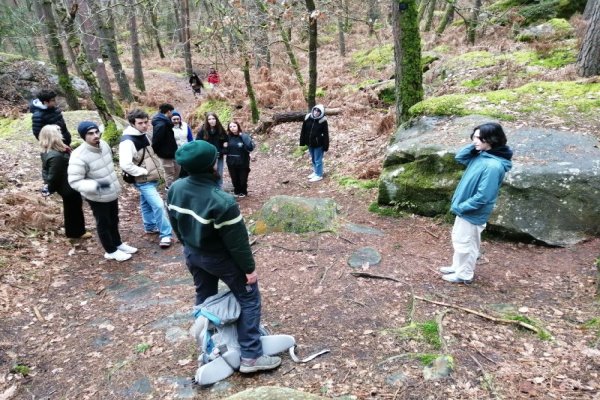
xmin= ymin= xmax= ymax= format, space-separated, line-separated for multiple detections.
xmin=424 ymin=228 xmax=439 ymax=239
xmin=414 ymin=296 xmax=540 ymax=334
xmin=318 ymin=263 xmax=333 ymax=286
xmin=33 ymin=306 xmax=45 ymax=322
xmin=350 ymin=271 xmax=401 ymax=283
xmin=338 ymin=236 xmax=356 ymax=245
xmin=271 ymin=244 xmax=317 ymax=252
xmin=407 ymin=286 xmax=416 ymax=324
xmin=253 ymin=108 xmax=342 ymax=135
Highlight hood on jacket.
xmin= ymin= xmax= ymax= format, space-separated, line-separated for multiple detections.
xmin=29 ymin=98 xmax=47 ymax=112
xmin=152 ymin=113 xmax=174 ymax=128
xmin=483 ymin=146 xmax=513 ymax=172
xmin=123 ymin=125 xmax=147 ymax=137
xmin=310 ymin=104 xmax=325 ymax=119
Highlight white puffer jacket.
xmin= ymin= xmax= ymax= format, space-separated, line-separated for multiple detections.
xmin=68 ymin=140 xmax=121 ymax=202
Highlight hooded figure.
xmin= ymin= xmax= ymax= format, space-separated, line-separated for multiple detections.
xmin=171 ymin=111 xmax=194 ymax=147
xmin=30 ymin=91 xmax=71 ymax=145
xmin=299 ymin=104 xmax=329 ymax=182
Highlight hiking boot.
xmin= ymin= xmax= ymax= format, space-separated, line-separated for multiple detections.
xmin=159 ymin=237 xmax=172 ymax=248
xmin=104 ymin=249 xmax=132 ymax=262
xmin=439 ymin=266 xmax=455 ymax=274
xmin=117 ymin=243 xmax=138 ymax=254
xmin=309 ymin=175 xmax=323 ymax=182
xmin=239 ymin=355 xmax=282 ymax=373
xmin=442 ymin=273 xmax=473 ymax=284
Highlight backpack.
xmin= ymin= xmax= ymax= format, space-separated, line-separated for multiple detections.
xmin=190 ymin=290 xmax=329 ymax=385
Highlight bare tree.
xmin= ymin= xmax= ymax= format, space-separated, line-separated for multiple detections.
xmin=466 ymin=0 xmax=482 ymax=45
xmin=436 ymin=0 xmax=455 ymax=36
xmin=392 ymin=0 xmax=423 ymax=125
xmin=424 ymin=0 xmax=437 ymax=31
xmin=144 ymin=0 xmax=165 ymax=58
xmin=128 ymin=0 xmax=145 ymax=92
xmin=367 ymin=0 xmax=381 ymax=35
xmin=305 ymin=0 xmax=318 ymax=109
xmin=181 ymin=0 xmax=193 ymax=76
xmin=577 ymin=0 xmax=600 ymax=77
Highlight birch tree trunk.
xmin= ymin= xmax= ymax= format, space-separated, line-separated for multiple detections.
xmin=392 ymin=0 xmax=423 ymax=125
xmin=128 ymin=0 xmax=145 ymax=92
xmin=305 ymin=0 xmax=318 ymax=109
xmin=577 ymin=0 xmax=600 ymax=77
xmin=40 ymin=0 xmax=80 ymax=109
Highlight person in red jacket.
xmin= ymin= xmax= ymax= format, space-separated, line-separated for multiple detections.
xmin=207 ymin=67 xmax=220 ymax=86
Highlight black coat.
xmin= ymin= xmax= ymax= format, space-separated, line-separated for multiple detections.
xmin=41 ymin=150 xmax=77 ymax=196
xmin=196 ymin=127 xmax=228 ymax=159
xmin=299 ymin=115 xmax=329 ymax=151
xmin=224 ymin=133 xmax=254 ymax=169
xmin=151 ymin=113 xmax=177 ymax=159
xmin=30 ymin=100 xmax=72 ymax=145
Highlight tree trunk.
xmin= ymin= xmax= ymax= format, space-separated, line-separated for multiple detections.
xmin=466 ymin=0 xmax=482 ymax=45
xmin=367 ymin=0 xmax=381 ymax=36
xmin=172 ymin=0 xmax=183 ymax=42
xmin=436 ymin=0 xmax=454 ymax=36
xmin=577 ymin=0 xmax=600 ymax=77
xmin=40 ymin=0 xmax=80 ymax=110
xmin=128 ymin=0 xmax=145 ymax=92
xmin=583 ymin=0 xmax=595 ymax=19
xmin=243 ymin=57 xmax=260 ymax=123
xmin=250 ymin=0 xmax=271 ymax=69
xmin=392 ymin=0 xmax=423 ymax=125
xmin=75 ymin=0 xmax=117 ymax=115
xmin=338 ymin=14 xmax=346 ymax=56
xmin=344 ymin=0 xmax=350 ymax=31
xmin=253 ymin=108 xmax=342 ymax=135
xmin=305 ymin=0 xmax=318 ymax=109
xmin=91 ymin=0 xmax=134 ymax=103
xmin=417 ymin=0 xmax=429 ymax=22
xmin=181 ymin=0 xmax=193 ymax=76
xmin=424 ymin=0 xmax=437 ymax=31
xmin=276 ymin=16 xmax=306 ymax=97
xmin=53 ymin=0 xmax=82 ymax=75
xmin=146 ymin=1 xmax=165 ymax=58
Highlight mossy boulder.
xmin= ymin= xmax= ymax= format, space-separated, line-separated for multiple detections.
xmin=194 ymin=99 xmax=232 ymax=126
xmin=516 ymin=18 xmax=574 ymax=42
xmin=252 ymin=196 xmax=338 ymax=235
xmin=379 ymin=115 xmax=600 ymax=246
xmin=225 ymin=386 xmax=326 ymax=400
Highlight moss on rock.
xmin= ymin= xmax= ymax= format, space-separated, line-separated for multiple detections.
xmin=195 ymin=99 xmax=232 ymax=125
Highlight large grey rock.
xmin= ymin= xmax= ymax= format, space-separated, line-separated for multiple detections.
xmin=252 ymin=195 xmax=338 ymax=235
xmin=379 ymin=116 xmax=600 ymax=246
xmin=225 ymin=386 xmax=326 ymax=400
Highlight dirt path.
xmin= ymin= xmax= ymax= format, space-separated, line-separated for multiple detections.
xmin=1 ymin=109 xmax=599 ymax=400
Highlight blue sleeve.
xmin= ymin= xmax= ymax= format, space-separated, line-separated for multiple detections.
xmin=455 ymin=144 xmax=477 ymax=166
xmin=455 ymin=167 xmax=502 ymax=214
xmin=187 ymin=126 xmax=193 ymax=142
xmin=241 ymin=133 xmax=254 ymax=152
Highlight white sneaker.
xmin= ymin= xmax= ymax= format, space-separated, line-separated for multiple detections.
xmin=309 ymin=175 xmax=323 ymax=182
xmin=307 ymin=173 xmax=316 ymax=179
xmin=439 ymin=266 xmax=455 ymax=274
xmin=117 ymin=243 xmax=138 ymax=254
xmin=159 ymin=237 xmax=172 ymax=248
xmin=104 ymin=249 xmax=132 ymax=262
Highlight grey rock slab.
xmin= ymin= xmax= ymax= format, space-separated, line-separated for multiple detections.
xmin=118 ymin=298 xmax=177 ymax=313
xmin=123 ymin=377 xmax=153 ymax=397
xmin=348 ymin=247 xmax=381 ymax=268
xmin=210 ymin=380 xmax=234 ymax=395
xmin=344 ymin=223 xmax=384 ymax=236
xmin=151 ymin=311 xmax=193 ymax=330
xmin=165 ymin=327 xmax=189 ymax=344
xmin=253 ymin=195 xmax=338 ymax=234
xmin=385 ymin=372 xmax=409 ymax=386
xmin=157 ymin=376 xmax=197 ymax=399
xmin=423 ymin=355 xmax=454 ymax=380
xmin=225 ymin=386 xmax=326 ymax=399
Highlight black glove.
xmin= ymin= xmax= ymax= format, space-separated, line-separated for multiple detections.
xmin=97 ymin=181 xmax=111 ymax=191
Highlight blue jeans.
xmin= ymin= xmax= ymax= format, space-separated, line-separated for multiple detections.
xmin=309 ymin=146 xmax=324 ymax=177
xmin=134 ymin=181 xmax=172 ymax=239
xmin=216 ymin=157 xmax=225 ymax=188
xmin=184 ymin=248 xmax=262 ymax=359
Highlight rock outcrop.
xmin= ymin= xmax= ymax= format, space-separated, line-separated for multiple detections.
xmin=379 ymin=115 xmax=600 ymax=246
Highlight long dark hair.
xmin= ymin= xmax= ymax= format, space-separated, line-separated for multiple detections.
xmin=227 ymin=121 xmax=242 ymax=136
xmin=202 ymin=112 xmax=227 ymax=140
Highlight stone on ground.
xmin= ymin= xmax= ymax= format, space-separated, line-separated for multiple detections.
xmin=225 ymin=386 xmax=326 ymax=399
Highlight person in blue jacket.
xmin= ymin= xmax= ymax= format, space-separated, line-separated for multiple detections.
xmin=440 ymin=122 xmax=513 ymax=284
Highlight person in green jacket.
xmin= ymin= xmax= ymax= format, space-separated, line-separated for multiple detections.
xmin=39 ymin=125 xmax=89 ymax=239
xmin=166 ymin=140 xmax=281 ymax=373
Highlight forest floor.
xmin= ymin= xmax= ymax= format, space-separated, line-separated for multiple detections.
xmin=1 ymin=24 xmax=600 ymax=400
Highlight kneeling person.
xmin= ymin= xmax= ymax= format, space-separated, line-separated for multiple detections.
xmin=120 ymin=109 xmax=173 ymax=248
xmin=167 ymin=141 xmax=280 ymax=373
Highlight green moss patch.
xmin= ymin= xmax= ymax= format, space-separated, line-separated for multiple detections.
xmin=337 ymin=176 xmax=379 ymax=190
xmin=389 ymin=319 xmax=443 ymax=349
xmin=351 ymin=44 xmax=394 ymax=71
xmin=195 ymin=99 xmax=233 ymax=125
xmin=410 ymin=81 xmax=600 ymax=121
xmin=505 ymin=313 xmax=553 ymax=340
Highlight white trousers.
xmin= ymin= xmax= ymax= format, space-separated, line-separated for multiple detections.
xmin=451 ymin=216 xmax=486 ymax=280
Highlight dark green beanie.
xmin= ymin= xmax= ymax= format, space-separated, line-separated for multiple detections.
xmin=175 ymin=141 xmax=218 ymax=174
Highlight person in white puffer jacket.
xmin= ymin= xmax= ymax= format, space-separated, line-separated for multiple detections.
xmin=68 ymin=121 xmax=137 ymax=262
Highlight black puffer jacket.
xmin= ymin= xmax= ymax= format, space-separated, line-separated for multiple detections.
xmin=224 ymin=133 xmax=254 ymax=169
xmin=299 ymin=104 xmax=329 ymax=151
xmin=151 ymin=113 xmax=177 ymax=159
xmin=196 ymin=127 xmax=228 ymax=159
xmin=30 ymin=99 xmax=71 ymax=145
xmin=41 ymin=150 xmax=77 ymax=196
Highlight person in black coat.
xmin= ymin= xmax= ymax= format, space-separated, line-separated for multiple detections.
xmin=195 ymin=112 xmax=228 ymax=188
xmin=151 ymin=103 xmax=178 ymax=187
xmin=223 ymin=121 xmax=254 ymax=197
xmin=39 ymin=125 xmax=88 ymax=239
xmin=299 ymin=104 xmax=329 ymax=182
xmin=30 ymin=90 xmax=71 ymax=146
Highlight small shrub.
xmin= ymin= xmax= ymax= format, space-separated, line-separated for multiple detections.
xmin=259 ymin=143 xmax=270 ymax=153
xmin=292 ymin=145 xmax=308 ymax=158
xmin=135 ymin=343 xmax=152 ymax=353
xmin=10 ymin=364 xmax=30 ymax=376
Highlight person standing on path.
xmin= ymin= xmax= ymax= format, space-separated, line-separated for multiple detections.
xmin=195 ymin=112 xmax=228 ymax=188
xmin=440 ymin=122 xmax=513 ymax=284
xmin=68 ymin=121 xmax=137 ymax=262
xmin=39 ymin=125 xmax=89 ymax=240
xmin=151 ymin=103 xmax=178 ymax=189
xmin=30 ymin=89 xmax=72 ymax=146
xmin=166 ymin=140 xmax=281 ymax=373
xmin=223 ymin=121 xmax=254 ymax=197
xmin=120 ymin=109 xmax=173 ymax=248
xmin=299 ymin=104 xmax=329 ymax=182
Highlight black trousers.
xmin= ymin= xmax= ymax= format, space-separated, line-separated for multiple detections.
xmin=60 ymin=190 xmax=86 ymax=238
xmin=228 ymin=166 xmax=250 ymax=196
xmin=87 ymin=199 xmax=122 ymax=253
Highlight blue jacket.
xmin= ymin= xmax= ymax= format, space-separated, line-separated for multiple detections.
xmin=450 ymin=144 xmax=513 ymax=225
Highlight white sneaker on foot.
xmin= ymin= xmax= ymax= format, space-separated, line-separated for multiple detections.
xmin=439 ymin=266 xmax=455 ymax=274
xmin=307 ymin=173 xmax=316 ymax=179
xmin=309 ymin=175 xmax=323 ymax=182
xmin=117 ymin=243 xmax=138 ymax=254
xmin=104 ymin=249 xmax=132 ymax=262
xmin=159 ymin=237 xmax=172 ymax=248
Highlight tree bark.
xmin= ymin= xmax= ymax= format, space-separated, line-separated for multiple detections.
xmin=146 ymin=0 xmax=165 ymax=58
xmin=417 ymin=0 xmax=429 ymax=22
xmin=436 ymin=0 xmax=455 ymax=36
xmin=276 ymin=16 xmax=306 ymax=97
xmin=577 ymin=0 xmax=600 ymax=77
xmin=172 ymin=0 xmax=183 ymax=42
xmin=128 ymin=0 xmax=145 ymax=92
xmin=583 ymin=0 xmax=595 ymax=19
xmin=40 ymin=0 xmax=80 ymax=110
xmin=305 ymin=0 xmax=318 ymax=109
xmin=181 ymin=0 xmax=193 ymax=76
xmin=250 ymin=0 xmax=271 ymax=69
xmin=338 ymin=14 xmax=346 ymax=56
xmin=253 ymin=108 xmax=341 ymax=135
xmin=243 ymin=57 xmax=260 ymax=123
xmin=392 ymin=0 xmax=423 ymax=125
xmin=466 ymin=0 xmax=482 ymax=45
xmin=91 ymin=0 xmax=134 ymax=103
xmin=424 ymin=0 xmax=437 ymax=31
xmin=367 ymin=0 xmax=381 ymax=36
